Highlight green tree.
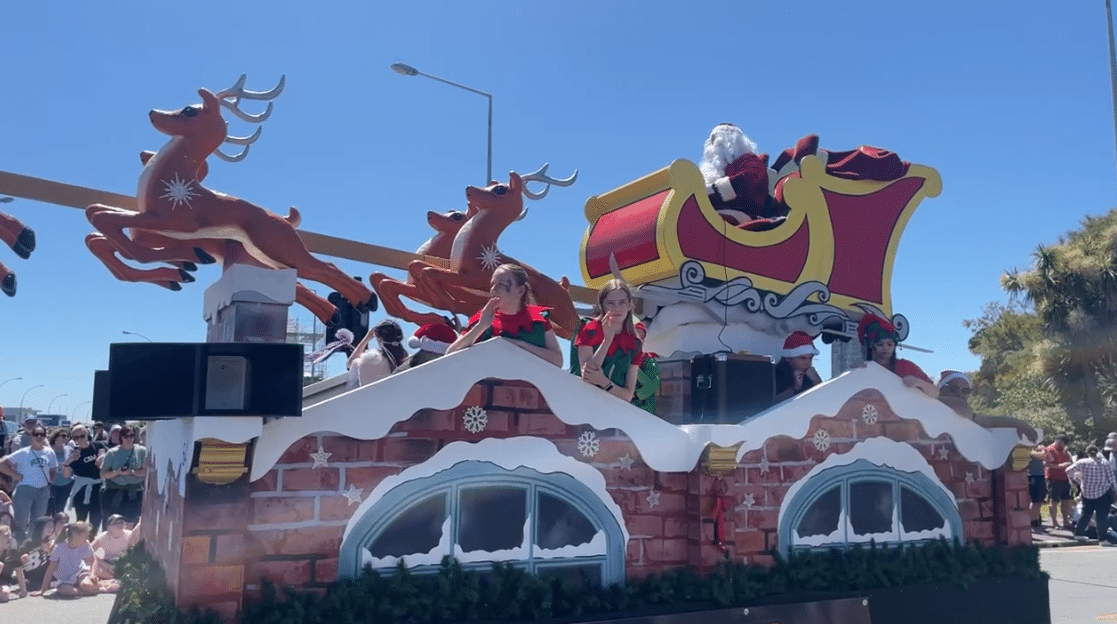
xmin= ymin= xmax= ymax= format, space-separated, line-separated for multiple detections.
xmin=999 ymin=211 xmax=1117 ymax=439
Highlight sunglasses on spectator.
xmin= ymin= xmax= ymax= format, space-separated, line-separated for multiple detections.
xmin=32 ymin=432 xmax=47 ymax=438
xmin=72 ymin=434 xmax=87 ymax=439
xmin=122 ymin=434 xmax=136 ymax=439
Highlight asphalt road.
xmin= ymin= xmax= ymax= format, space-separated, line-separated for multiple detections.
xmin=0 ymin=547 xmax=1111 ymax=623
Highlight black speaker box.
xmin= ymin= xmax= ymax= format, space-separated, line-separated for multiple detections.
xmin=689 ymin=353 xmax=775 ymax=424
xmin=105 ymin=343 xmax=303 ymax=420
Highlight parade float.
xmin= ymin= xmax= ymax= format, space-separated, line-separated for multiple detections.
xmin=0 ymin=79 xmax=1049 ymax=624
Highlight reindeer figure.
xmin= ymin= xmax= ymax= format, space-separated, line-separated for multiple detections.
xmin=370 ymin=165 xmax=581 ymax=338
xmin=85 ymin=75 xmax=376 ymax=320
xmin=0 ymin=203 xmax=35 ymax=297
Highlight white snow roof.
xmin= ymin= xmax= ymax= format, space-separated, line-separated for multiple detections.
xmin=250 ymin=338 xmax=1026 ymax=481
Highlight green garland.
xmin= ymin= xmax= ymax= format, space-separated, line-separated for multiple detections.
xmin=111 ymin=539 xmax=1045 ymax=624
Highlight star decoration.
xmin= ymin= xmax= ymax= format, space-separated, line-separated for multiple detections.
xmin=577 ymin=431 xmax=600 ymax=458
xmin=477 ymin=243 xmax=502 ymax=271
xmin=965 ymin=471 xmax=975 ymax=484
xmin=937 ymin=446 xmax=950 ymax=461
xmin=160 ymin=173 xmax=199 ymax=209
xmin=343 ymin=484 xmax=364 ymax=506
xmin=618 ymin=453 xmax=635 ymax=470
xmin=646 ymin=490 xmax=660 ymax=508
xmin=758 ymin=453 xmax=770 ymax=475
xmin=811 ymin=429 xmax=831 ymax=452
xmin=741 ymin=493 xmax=756 ymax=509
xmin=462 ymin=406 xmax=488 ymax=434
xmin=310 ymin=446 xmax=332 ymax=469
xmin=861 ymin=404 xmax=879 ymax=424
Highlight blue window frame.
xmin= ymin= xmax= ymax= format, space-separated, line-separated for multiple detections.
xmin=340 ymin=461 xmax=626 ymax=586
xmin=778 ymin=458 xmax=962 ymax=555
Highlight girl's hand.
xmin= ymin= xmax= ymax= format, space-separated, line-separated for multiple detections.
xmin=601 ymin=312 xmax=624 ymax=336
xmin=479 ymin=297 xmax=501 ymax=325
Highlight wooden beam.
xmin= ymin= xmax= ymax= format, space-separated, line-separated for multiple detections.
xmin=0 ymin=169 xmax=600 ymax=304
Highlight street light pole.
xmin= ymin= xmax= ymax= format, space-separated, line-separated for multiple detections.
xmin=47 ymin=393 xmax=68 ymax=415
xmin=18 ymin=384 xmax=43 ymax=422
xmin=390 ymin=63 xmax=493 ymax=184
xmin=71 ymin=401 xmax=92 ymax=421
xmin=0 ymin=377 xmax=22 ymax=393
xmin=122 ymin=330 xmax=153 ymax=342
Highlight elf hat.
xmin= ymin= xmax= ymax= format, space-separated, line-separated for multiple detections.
xmin=857 ymin=313 xmax=899 ymax=345
xmin=782 ymin=331 xmax=819 ymax=358
xmin=408 ymin=322 xmax=458 ymax=354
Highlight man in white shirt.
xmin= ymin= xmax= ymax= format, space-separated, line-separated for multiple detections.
xmin=0 ymin=423 xmax=56 ymax=541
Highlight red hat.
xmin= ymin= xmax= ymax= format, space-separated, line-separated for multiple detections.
xmin=782 ymin=331 xmax=819 ymax=358
xmin=408 ymin=322 xmax=458 ymax=354
xmin=857 ymin=313 xmax=899 ymax=345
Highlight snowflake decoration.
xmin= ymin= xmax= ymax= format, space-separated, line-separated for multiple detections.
xmin=160 ymin=173 xmax=199 ymax=209
xmin=618 ymin=453 xmax=635 ymax=471
xmin=310 ymin=446 xmax=332 ymax=469
xmin=861 ymin=404 xmax=879 ymax=425
xmin=343 ymin=484 xmax=364 ymax=506
xmin=646 ymin=490 xmax=661 ymax=508
xmin=577 ymin=431 xmax=600 ymax=458
xmin=811 ymin=429 xmax=831 ymax=452
xmin=477 ymin=243 xmax=502 ymax=271
xmin=741 ymin=492 xmax=756 ymax=510
xmin=462 ymin=406 xmax=488 ymax=434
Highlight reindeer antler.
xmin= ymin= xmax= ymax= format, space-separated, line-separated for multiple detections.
xmin=213 ymin=74 xmax=286 ymax=163
xmin=520 ymin=163 xmax=578 ymax=201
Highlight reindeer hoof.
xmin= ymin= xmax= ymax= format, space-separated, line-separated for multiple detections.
xmin=1 ymin=272 xmax=15 ymax=297
xmin=365 ymin=293 xmax=379 ymax=313
xmin=179 ymin=268 xmax=196 ymax=284
xmin=12 ymin=227 xmax=35 ymax=260
xmin=194 ymin=248 xmax=217 ymax=264
xmin=162 ymin=281 xmax=182 ymax=292
xmin=180 ymin=261 xmax=198 ymax=273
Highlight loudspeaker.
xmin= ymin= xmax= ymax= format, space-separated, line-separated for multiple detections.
xmin=106 ymin=343 xmax=303 ymax=420
xmin=689 ymin=353 xmax=775 ymax=424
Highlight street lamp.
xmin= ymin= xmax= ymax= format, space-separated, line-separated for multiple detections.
xmin=71 ymin=401 xmax=92 ymax=421
xmin=122 ymin=330 xmax=153 ymax=342
xmin=47 ymin=393 xmax=68 ymax=415
xmin=390 ymin=62 xmax=493 ymax=184
xmin=0 ymin=377 xmax=22 ymax=393
xmin=18 ymin=384 xmax=43 ymax=422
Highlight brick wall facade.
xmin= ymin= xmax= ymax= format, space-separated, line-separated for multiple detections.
xmin=152 ymin=372 xmax=1030 ymax=617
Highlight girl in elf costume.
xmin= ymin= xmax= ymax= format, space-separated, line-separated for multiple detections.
xmin=855 ymin=313 xmax=938 ymax=398
xmin=573 ymin=279 xmax=648 ymax=404
xmin=445 ymin=264 xmax=564 ymax=367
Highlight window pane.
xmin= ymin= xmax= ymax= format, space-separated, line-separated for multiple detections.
xmin=849 ymin=481 xmax=894 ymax=537
xmin=901 ymin=486 xmax=946 ymax=534
xmin=796 ymin=486 xmax=840 ymax=539
xmin=536 ymin=492 xmax=599 ymax=553
xmin=458 ymin=486 xmax=527 ymax=556
xmin=367 ymin=492 xmax=448 ymax=562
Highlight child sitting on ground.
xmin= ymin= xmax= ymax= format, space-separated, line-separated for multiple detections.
xmin=37 ymin=521 xmax=98 ymax=598
xmin=90 ymin=514 xmax=132 ymax=592
xmin=0 ymin=525 xmax=25 ymax=601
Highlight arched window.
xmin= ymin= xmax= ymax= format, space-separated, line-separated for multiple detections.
xmin=778 ymin=458 xmax=962 ymax=554
xmin=340 ymin=462 xmax=626 ymax=586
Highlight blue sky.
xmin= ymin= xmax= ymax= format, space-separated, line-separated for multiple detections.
xmin=0 ymin=0 xmax=1113 ymax=420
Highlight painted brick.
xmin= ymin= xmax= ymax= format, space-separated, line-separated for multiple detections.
xmin=766 ymin=437 xmax=806 ymax=462
xmin=343 ymin=466 xmax=400 ymax=489
xmin=643 ymin=538 xmax=663 ymax=562
xmin=254 ymin=559 xmax=314 ymax=587
xmin=463 ymin=383 xmax=490 ymax=407
xmin=964 ymin=520 xmax=994 ymax=541
xmin=745 ymin=467 xmax=783 ymax=485
xmin=595 ymin=439 xmax=638 ymax=463
xmin=321 ymin=437 xmax=381 ymax=462
xmin=180 ymin=564 xmax=244 ymax=599
xmin=883 ymin=421 xmax=923 ymax=441
xmin=948 ymin=482 xmax=966 ymax=499
xmin=214 ymin=534 xmax=247 ymax=564
xmin=628 ymin=514 xmax=663 ymax=536
xmin=734 ymin=530 xmax=765 ymax=554
xmin=814 ymin=418 xmax=854 ymax=439
xmin=381 ymin=438 xmax=436 ymax=462
xmin=658 ymin=473 xmax=688 ymax=492
xmin=779 ymin=464 xmax=815 ymax=483
xmin=857 ymin=423 xmax=884 ymax=438
xmin=517 ymin=413 xmax=568 ymax=436
xmin=482 ymin=409 xmax=512 ymax=433
xmin=282 ymin=467 xmax=340 ymax=491
xmin=664 ymin=517 xmax=688 ymax=538
xmin=763 ymin=485 xmax=789 ymax=508
xmin=934 ymin=463 xmax=954 ymax=482
xmin=610 ymin=489 xmax=636 ymax=515
xmin=967 ymin=478 xmax=992 ymax=499
xmin=1009 ymin=510 xmax=1032 ymax=530
xmin=278 ymin=436 xmax=319 ymax=464
xmin=319 ymin=494 xmax=363 ymax=522
xmin=660 ymin=538 xmax=688 ymax=563
xmin=185 ymin=501 xmax=249 ymax=532
xmin=314 ymin=557 xmax=339 ymax=584
xmin=738 ymin=448 xmax=764 ymax=463
xmin=745 ymin=510 xmax=779 ymax=531
xmin=1004 ymin=470 xmax=1028 ymax=490
xmin=626 ymin=538 xmax=643 ymax=564
xmin=492 ymin=385 xmax=543 ymax=411
xmin=957 ymin=500 xmax=980 ymax=520
xmin=249 ymin=527 xmax=343 ymax=556
xmin=642 ymin=492 xmax=685 ymax=514
xmin=602 ymin=466 xmax=655 ymax=489
xmin=401 ymin=409 xmax=455 ymax=432
xmin=979 ymin=500 xmax=994 ymax=519
xmin=252 ymin=497 xmax=316 ymax=525
xmin=181 ymin=535 xmax=212 ymax=565
xmin=750 ymin=553 xmax=775 ymax=568
xmin=251 ymin=470 xmax=279 ymax=493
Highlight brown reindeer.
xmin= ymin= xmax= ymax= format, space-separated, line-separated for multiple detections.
xmin=84 ymin=75 xmax=376 ymax=318
xmin=414 ymin=208 xmax=470 ymax=270
xmin=0 ymin=204 xmax=35 ymax=297
xmin=370 ymin=165 xmax=581 ymax=338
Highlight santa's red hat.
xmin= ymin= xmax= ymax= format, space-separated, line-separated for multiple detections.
xmin=782 ymin=331 xmax=819 ymax=358
xmin=408 ymin=322 xmax=457 ymax=354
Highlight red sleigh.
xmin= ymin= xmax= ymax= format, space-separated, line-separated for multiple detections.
xmin=578 ymin=155 xmax=942 ymax=317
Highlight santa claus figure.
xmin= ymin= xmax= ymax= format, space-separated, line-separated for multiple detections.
xmin=699 ymin=123 xmax=771 ymax=223
xmin=398 ymin=321 xmax=459 ymax=370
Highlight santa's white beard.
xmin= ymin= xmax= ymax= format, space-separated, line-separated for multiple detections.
xmin=700 ymin=126 xmax=758 ymax=185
